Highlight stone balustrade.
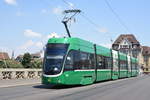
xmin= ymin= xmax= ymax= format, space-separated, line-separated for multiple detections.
xmin=0 ymin=69 xmax=42 ymax=80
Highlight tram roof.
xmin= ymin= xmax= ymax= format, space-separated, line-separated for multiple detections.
xmin=48 ymin=37 xmax=93 ymax=46
xmin=47 ymin=37 xmax=139 ymax=60
xmin=48 ymin=37 xmax=112 ymax=57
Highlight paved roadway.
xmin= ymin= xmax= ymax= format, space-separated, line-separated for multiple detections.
xmin=0 ymin=75 xmax=150 ymax=100
xmin=0 ymin=78 xmax=40 ymax=88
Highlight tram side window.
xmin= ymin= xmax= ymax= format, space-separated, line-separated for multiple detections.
xmin=97 ymin=55 xmax=112 ymax=69
xmin=120 ymin=60 xmax=123 ymax=69
xmin=120 ymin=60 xmax=127 ymax=70
xmin=64 ymin=50 xmax=80 ymax=71
xmin=131 ymin=63 xmax=134 ymax=70
xmin=97 ymin=55 xmax=104 ymax=69
xmin=105 ymin=57 xmax=112 ymax=69
xmin=135 ymin=63 xmax=137 ymax=70
xmin=65 ymin=50 xmax=95 ymax=70
xmin=89 ymin=54 xmax=95 ymax=68
xmin=124 ymin=60 xmax=127 ymax=69
xmin=132 ymin=63 xmax=136 ymax=70
xmin=79 ymin=52 xmax=95 ymax=70
xmin=80 ymin=52 xmax=88 ymax=69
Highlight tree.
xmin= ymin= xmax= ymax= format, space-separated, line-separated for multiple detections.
xmin=31 ymin=59 xmax=43 ymax=68
xmin=0 ymin=60 xmax=23 ymax=68
xmin=0 ymin=60 xmax=5 ymax=68
xmin=6 ymin=60 xmax=23 ymax=68
xmin=21 ymin=53 xmax=32 ymax=68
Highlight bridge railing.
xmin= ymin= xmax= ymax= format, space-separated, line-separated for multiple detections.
xmin=0 ymin=69 xmax=42 ymax=80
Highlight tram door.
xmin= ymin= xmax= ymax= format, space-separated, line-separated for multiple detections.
xmin=112 ymin=50 xmax=119 ymax=80
xmin=127 ymin=56 xmax=131 ymax=77
xmin=94 ymin=44 xmax=98 ymax=82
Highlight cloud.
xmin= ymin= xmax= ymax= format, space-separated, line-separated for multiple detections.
xmin=24 ymin=29 xmax=42 ymax=38
xmin=16 ymin=31 xmax=59 ymax=56
xmin=35 ymin=42 xmax=43 ymax=48
xmin=4 ymin=0 xmax=17 ymax=5
xmin=98 ymin=28 xmax=108 ymax=33
xmin=18 ymin=40 xmax=44 ymax=56
xmin=19 ymin=40 xmax=44 ymax=50
xmin=52 ymin=6 xmax=63 ymax=15
xmin=47 ymin=32 xmax=59 ymax=39
xmin=0 ymin=47 xmax=12 ymax=57
xmin=100 ymin=43 xmax=112 ymax=49
xmin=41 ymin=9 xmax=48 ymax=14
xmin=20 ymin=40 xmax=34 ymax=50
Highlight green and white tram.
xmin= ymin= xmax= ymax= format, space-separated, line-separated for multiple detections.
xmin=42 ymin=37 xmax=139 ymax=85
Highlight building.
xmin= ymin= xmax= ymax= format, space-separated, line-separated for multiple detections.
xmin=141 ymin=46 xmax=150 ymax=72
xmin=112 ymin=34 xmax=150 ymax=73
xmin=16 ymin=51 xmax=43 ymax=62
xmin=15 ymin=55 xmax=23 ymax=62
xmin=31 ymin=52 xmax=42 ymax=60
xmin=112 ymin=34 xmax=141 ymax=58
xmin=0 ymin=52 xmax=10 ymax=60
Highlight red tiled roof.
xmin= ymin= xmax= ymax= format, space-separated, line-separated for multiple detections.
xmin=0 ymin=52 xmax=10 ymax=60
xmin=113 ymin=34 xmax=140 ymax=44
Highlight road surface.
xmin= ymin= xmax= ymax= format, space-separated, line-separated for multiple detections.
xmin=0 ymin=75 xmax=150 ymax=100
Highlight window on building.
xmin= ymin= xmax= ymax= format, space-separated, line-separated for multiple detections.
xmin=123 ymin=45 xmax=128 ymax=48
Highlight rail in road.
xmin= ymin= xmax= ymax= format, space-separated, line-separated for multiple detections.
xmin=0 ymin=75 xmax=149 ymax=100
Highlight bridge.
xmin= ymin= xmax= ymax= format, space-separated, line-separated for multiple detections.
xmin=0 ymin=75 xmax=150 ymax=100
xmin=0 ymin=68 xmax=42 ymax=80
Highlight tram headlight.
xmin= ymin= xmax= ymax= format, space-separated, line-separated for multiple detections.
xmin=54 ymin=67 xmax=59 ymax=71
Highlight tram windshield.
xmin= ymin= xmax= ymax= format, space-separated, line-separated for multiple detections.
xmin=43 ymin=43 xmax=68 ymax=75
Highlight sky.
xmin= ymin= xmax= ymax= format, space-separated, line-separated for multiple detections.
xmin=0 ymin=0 xmax=150 ymax=57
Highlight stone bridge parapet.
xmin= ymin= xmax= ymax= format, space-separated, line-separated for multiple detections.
xmin=0 ymin=69 xmax=42 ymax=80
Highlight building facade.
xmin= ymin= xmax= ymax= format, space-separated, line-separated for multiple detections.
xmin=112 ymin=34 xmax=150 ymax=73
xmin=112 ymin=34 xmax=141 ymax=58
xmin=141 ymin=46 xmax=150 ymax=72
xmin=0 ymin=52 xmax=10 ymax=60
xmin=16 ymin=51 xmax=43 ymax=62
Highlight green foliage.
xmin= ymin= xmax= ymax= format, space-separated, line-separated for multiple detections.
xmin=21 ymin=53 xmax=32 ymax=68
xmin=31 ymin=59 xmax=43 ymax=68
xmin=6 ymin=60 xmax=23 ymax=68
xmin=0 ymin=60 xmax=5 ymax=68
xmin=0 ymin=60 xmax=23 ymax=68
xmin=0 ymin=52 xmax=43 ymax=69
